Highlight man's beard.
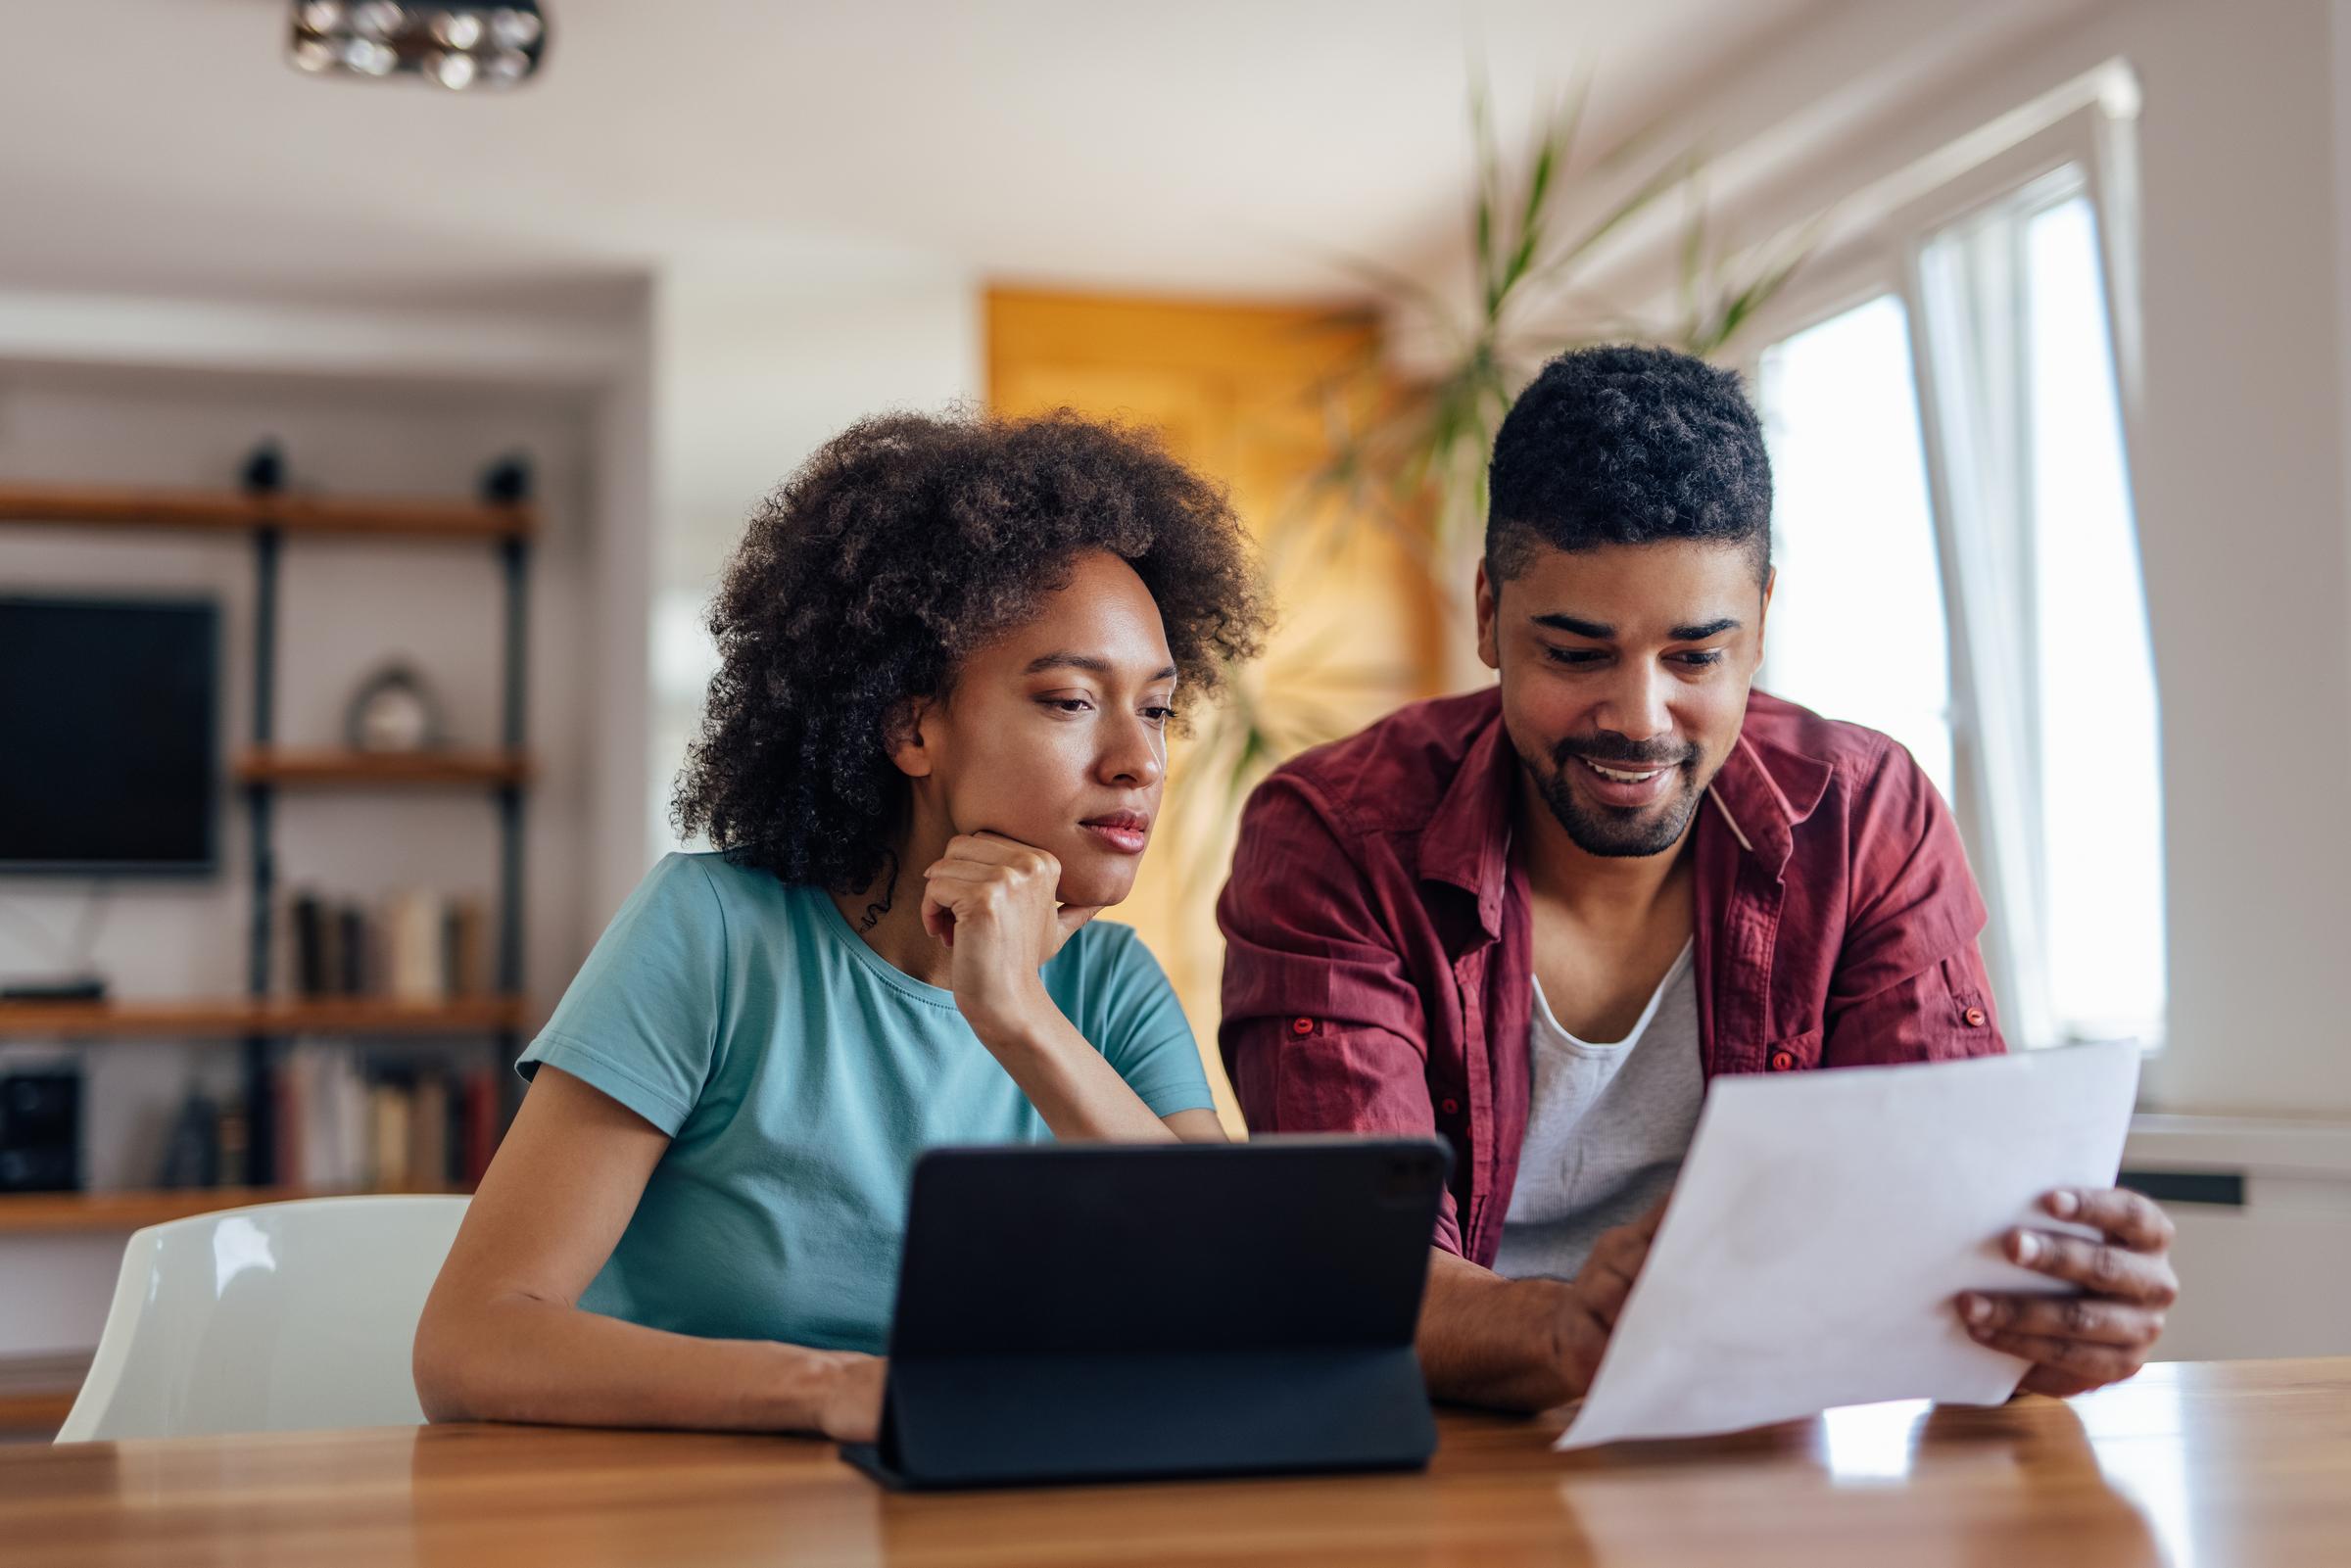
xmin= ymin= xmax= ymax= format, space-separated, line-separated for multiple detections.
xmin=1523 ymin=736 xmax=1705 ymax=858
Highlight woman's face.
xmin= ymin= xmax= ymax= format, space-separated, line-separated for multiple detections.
xmin=896 ymin=549 xmax=1175 ymax=909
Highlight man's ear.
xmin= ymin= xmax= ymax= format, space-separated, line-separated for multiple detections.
xmin=885 ymin=696 xmax=936 ymax=780
xmin=1474 ymin=557 xmax=1502 ymax=673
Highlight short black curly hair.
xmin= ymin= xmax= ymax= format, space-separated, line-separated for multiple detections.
xmin=1486 ymin=343 xmax=1772 ymax=586
xmin=673 ymin=407 xmax=1269 ymax=893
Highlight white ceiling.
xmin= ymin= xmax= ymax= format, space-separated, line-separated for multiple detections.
xmin=1 ymin=0 xmax=1838 ymax=309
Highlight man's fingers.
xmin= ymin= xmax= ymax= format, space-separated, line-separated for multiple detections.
xmin=1957 ymin=1292 xmax=2166 ymax=1347
xmin=1577 ymin=1224 xmax=1656 ymax=1330
xmin=1970 ymin=1328 xmax=2146 ymax=1388
xmin=1580 ymin=1261 xmax=1638 ymax=1331
xmin=2007 ymin=1228 xmax=2180 ymax=1306
xmin=2044 ymin=1187 xmax=2176 ymax=1252
xmin=2015 ymin=1363 xmax=2104 ymax=1400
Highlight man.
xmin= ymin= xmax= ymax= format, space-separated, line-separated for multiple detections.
xmin=1218 ymin=344 xmax=2176 ymax=1412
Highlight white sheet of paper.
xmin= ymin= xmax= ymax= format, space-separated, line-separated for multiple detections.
xmin=1556 ymin=1039 xmax=2141 ymax=1451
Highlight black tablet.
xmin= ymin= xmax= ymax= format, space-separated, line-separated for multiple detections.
xmin=840 ymin=1134 xmax=1451 ymax=1491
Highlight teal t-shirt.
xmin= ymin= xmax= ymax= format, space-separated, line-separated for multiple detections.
xmin=516 ymin=851 xmax=1215 ymax=1354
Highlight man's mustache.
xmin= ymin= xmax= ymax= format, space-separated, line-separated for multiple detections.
xmin=1552 ymin=736 xmax=1698 ymax=771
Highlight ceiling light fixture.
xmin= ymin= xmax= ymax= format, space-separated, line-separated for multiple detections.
xmin=285 ymin=2 xmax=549 ymax=89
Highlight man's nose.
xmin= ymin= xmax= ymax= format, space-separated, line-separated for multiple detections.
xmin=1594 ymin=661 xmax=1673 ymax=742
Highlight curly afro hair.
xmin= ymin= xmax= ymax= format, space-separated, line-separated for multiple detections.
xmin=673 ymin=407 xmax=1269 ymax=892
xmin=1486 ymin=343 xmax=1772 ymax=586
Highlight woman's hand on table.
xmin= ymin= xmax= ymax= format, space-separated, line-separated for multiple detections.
xmin=816 ymin=1353 xmax=888 ymax=1444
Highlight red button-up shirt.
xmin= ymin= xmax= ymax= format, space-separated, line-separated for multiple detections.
xmin=1217 ymin=686 xmax=2005 ymax=1268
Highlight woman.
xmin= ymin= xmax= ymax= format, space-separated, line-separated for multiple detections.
xmin=413 ymin=409 xmax=1267 ymax=1442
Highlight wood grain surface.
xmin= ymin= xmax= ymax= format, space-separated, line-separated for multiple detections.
xmin=3 ymin=1357 xmax=2343 ymax=1565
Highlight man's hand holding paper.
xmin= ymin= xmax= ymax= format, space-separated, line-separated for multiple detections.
xmin=1554 ymin=1039 xmax=2150 ymax=1449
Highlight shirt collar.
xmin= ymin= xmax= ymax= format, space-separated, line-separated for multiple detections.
xmin=1703 ymin=729 xmax=1835 ymax=878
xmin=1416 ymin=700 xmax=1517 ymax=938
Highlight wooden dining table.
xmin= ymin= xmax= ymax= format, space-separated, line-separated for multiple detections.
xmin=2 ymin=1356 xmax=2344 ymax=1566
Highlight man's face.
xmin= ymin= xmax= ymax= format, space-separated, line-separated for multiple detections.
xmin=1477 ymin=540 xmax=1771 ymax=858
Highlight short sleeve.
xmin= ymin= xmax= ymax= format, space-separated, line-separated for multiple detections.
xmin=516 ymin=853 xmax=729 ymax=1136
xmin=1082 ymin=927 xmax=1217 ymax=1117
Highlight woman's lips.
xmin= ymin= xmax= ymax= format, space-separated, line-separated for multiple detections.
xmin=1080 ymin=815 xmax=1150 ymax=854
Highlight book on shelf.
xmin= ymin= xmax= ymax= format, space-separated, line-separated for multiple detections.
xmin=159 ymin=1046 xmax=502 ymax=1194
xmin=285 ymin=889 xmax=491 ymax=1004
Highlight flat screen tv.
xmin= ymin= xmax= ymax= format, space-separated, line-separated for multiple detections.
xmin=0 ymin=595 xmax=221 ymax=876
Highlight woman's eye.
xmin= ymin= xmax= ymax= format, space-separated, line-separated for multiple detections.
xmin=1040 ymin=696 xmax=1094 ymax=714
xmin=1141 ymin=705 xmax=1175 ymax=726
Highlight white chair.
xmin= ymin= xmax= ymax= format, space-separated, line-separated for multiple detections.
xmin=56 ymin=1194 xmax=470 ymax=1443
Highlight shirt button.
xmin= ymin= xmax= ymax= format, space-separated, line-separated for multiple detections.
xmin=1290 ymin=1017 xmax=1315 ymax=1036
xmin=1768 ymin=1050 xmax=1796 ymax=1072
xmin=1964 ymin=1007 xmax=1988 ymax=1027
xmin=1439 ymin=1097 xmax=1462 ymax=1116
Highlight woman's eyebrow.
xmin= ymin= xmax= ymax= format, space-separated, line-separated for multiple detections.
xmin=1023 ymin=651 xmax=1179 ymax=681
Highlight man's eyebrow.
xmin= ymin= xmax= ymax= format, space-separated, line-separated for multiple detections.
xmin=1022 ymin=652 xmax=1180 ymax=681
xmin=1670 ymin=618 xmax=1742 ymax=641
xmin=1531 ymin=614 xmax=1614 ymax=639
xmin=1528 ymin=614 xmax=1743 ymax=642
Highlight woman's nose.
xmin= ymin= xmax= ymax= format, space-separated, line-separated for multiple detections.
xmin=1101 ymin=713 xmax=1165 ymax=786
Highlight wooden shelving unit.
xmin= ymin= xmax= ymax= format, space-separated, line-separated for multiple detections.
xmin=0 ymin=1186 xmax=469 ymax=1235
xmin=0 ymin=453 xmax=536 ymax=1189
xmin=233 ymin=748 xmax=534 ymax=788
xmin=0 ymin=482 xmax=534 ymax=540
xmin=0 ymin=997 xmax=526 ymax=1041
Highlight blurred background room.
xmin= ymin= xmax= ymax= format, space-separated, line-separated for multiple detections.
xmin=2 ymin=0 xmax=2347 ymax=1440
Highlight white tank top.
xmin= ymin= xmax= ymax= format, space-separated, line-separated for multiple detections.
xmin=1493 ymin=939 xmax=1704 ymax=1282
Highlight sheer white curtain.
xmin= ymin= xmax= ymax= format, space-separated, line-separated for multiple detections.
xmin=1754 ymin=166 xmax=2166 ymax=1051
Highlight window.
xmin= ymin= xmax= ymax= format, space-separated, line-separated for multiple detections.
xmin=1754 ymin=165 xmax=2166 ymax=1051
xmin=1757 ymin=295 xmax=1955 ymax=800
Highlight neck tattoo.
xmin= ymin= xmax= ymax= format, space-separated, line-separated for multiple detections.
xmin=857 ymin=849 xmax=900 ymax=933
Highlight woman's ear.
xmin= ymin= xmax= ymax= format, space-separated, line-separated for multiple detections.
xmin=885 ymin=696 xmax=936 ymax=780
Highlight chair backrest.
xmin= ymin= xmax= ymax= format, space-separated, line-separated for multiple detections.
xmin=56 ymin=1194 xmax=471 ymax=1443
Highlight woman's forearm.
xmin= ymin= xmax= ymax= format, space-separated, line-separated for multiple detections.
xmin=414 ymin=1289 xmax=873 ymax=1435
xmin=971 ymin=1001 xmax=1187 ymax=1142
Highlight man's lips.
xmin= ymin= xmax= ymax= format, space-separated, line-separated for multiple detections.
xmin=1559 ymin=752 xmax=1687 ymax=808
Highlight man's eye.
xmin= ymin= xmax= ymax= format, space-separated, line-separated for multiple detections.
xmin=1544 ymin=647 xmax=1605 ymax=666
xmin=1674 ymin=651 xmax=1727 ymax=669
xmin=1041 ymin=697 xmax=1093 ymax=714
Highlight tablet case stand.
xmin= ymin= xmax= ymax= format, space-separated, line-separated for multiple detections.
xmin=841 ymin=1344 xmax=1434 ymax=1490
xmin=838 ymin=1137 xmax=1450 ymax=1491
